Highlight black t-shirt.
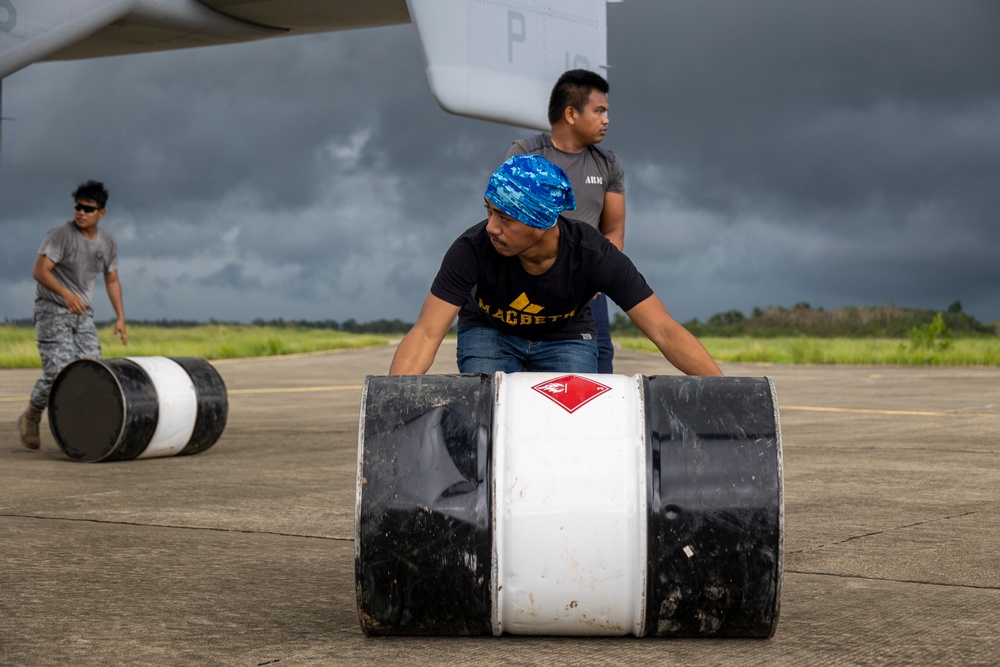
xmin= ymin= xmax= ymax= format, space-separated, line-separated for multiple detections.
xmin=431 ymin=217 xmax=654 ymax=341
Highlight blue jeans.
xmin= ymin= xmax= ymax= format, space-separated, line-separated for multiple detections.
xmin=591 ymin=293 xmax=614 ymax=373
xmin=456 ymin=327 xmax=598 ymax=374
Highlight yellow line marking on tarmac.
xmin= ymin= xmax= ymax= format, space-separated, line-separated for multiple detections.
xmin=4 ymin=395 xmax=994 ymax=418
xmin=782 ymin=405 xmax=998 ymax=418
xmin=228 ymin=385 xmax=363 ymax=395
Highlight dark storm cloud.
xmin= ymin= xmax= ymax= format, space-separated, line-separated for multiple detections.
xmin=0 ymin=23 xmax=513 ymax=322
xmin=612 ymin=1 xmax=1000 ymax=213
xmin=2 ymin=1 xmax=998 ymax=325
xmin=605 ymin=0 xmax=1000 ymax=322
xmin=5 ymin=30 xmax=395 ymax=213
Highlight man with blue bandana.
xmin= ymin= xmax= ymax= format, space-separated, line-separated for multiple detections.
xmin=389 ymin=154 xmax=721 ymax=377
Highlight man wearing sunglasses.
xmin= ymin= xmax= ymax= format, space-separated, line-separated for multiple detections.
xmin=17 ymin=180 xmax=128 ymax=450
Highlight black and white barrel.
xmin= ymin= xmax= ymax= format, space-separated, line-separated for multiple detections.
xmin=356 ymin=373 xmax=783 ymax=638
xmin=48 ymin=356 xmax=228 ymax=463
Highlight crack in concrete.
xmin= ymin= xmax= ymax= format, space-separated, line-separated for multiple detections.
xmin=784 ymin=569 xmax=999 ymax=591
xmin=789 ymin=509 xmax=983 ymax=554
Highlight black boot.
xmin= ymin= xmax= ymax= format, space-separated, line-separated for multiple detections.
xmin=17 ymin=401 xmax=44 ymax=450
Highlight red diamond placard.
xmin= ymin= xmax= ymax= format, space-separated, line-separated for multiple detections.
xmin=531 ymin=375 xmax=612 ymax=414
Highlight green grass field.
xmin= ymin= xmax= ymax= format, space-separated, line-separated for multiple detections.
xmin=2 ymin=325 xmax=998 ymax=369
xmin=619 ymin=336 xmax=1000 ymax=366
xmin=0 ymin=324 xmax=391 ymax=369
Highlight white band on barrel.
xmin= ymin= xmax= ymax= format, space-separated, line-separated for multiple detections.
xmin=127 ymin=356 xmax=198 ymax=458
xmin=492 ymin=372 xmax=647 ymax=636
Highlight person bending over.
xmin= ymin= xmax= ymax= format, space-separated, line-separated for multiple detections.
xmin=389 ymin=155 xmax=720 ymax=377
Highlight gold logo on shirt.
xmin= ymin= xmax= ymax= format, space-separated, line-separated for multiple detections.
xmin=477 ymin=292 xmax=575 ymax=326
xmin=509 ymin=293 xmax=544 ymax=314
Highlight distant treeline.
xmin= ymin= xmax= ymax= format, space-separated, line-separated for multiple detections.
xmin=4 ymin=302 xmax=996 ymax=338
xmin=1 ymin=316 xmax=416 ymax=334
xmin=613 ymin=301 xmax=997 ymax=338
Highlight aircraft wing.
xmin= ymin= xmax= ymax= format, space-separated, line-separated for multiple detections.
xmin=407 ymin=0 xmax=610 ymax=130
xmin=0 ymin=1 xmax=409 ymax=76
xmin=0 ymin=0 xmax=611 ymax=131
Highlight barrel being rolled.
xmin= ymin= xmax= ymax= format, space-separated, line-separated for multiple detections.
xmin=356 ymin=373 xmax=782 ymax=638
xmin=48 ymin=356 xmax=228 ymax=463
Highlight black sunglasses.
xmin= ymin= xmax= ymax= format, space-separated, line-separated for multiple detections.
xmin=75 ymin=204 xmax=101 ymax=213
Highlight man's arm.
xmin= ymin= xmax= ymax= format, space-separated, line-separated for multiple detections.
xmin=626 ymin=294 xmax=723 ymax=376
xmin=599 ymin=191 xmax=625 ymax=251
xmin=32 ymin=254 xmax=86 ymax=314
xmin=104 ymin=270 xmax=128 ymax=345
xmin=389 ymin=293 xmax=461 ymax=375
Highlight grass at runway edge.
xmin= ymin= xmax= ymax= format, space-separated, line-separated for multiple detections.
xmin=619 ymin=336 xmax=1000 ymax=366
xmin=0 ymin=324 xmax=390 ymax=369
xmin=2 ymin=325 xmax=998 ymax=368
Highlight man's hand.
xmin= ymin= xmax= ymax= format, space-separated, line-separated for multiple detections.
xmin=104 ymin=270 xmax=127 ymax=345
xmin=63 ymin=292 xmax=86 ymax=314
xmin=626 ymin=295 xmax=723 ymax=376
xmin=114 ymin=318 xmax=128 ymax=346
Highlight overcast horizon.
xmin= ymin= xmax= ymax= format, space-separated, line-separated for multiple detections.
xmin=2 ymin=1 xmax=999 ymax=326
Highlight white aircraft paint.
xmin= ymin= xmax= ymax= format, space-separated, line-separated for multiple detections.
xmin=0 ymin=0 xmax=612 ymax=135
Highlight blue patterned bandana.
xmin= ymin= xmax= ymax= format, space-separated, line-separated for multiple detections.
xmin=485 ymin=154 xmax=576 ymax=230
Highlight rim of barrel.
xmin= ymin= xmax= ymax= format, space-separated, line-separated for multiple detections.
xmin=766 ymin=375 xmax=785 ymax=638
xmin=49 ymin=358 xmax=128 ymax=463
xmin=354 ymin=375 xmax=373 ymax=632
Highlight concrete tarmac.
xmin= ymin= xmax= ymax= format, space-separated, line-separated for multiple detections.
xmin=2 ymin=344 xmax=997 ymax=666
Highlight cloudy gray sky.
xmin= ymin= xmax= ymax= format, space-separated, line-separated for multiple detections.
xmin=2 ymin=0 xmax=998 ymax=327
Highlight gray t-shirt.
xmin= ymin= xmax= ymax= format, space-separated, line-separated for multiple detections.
xmin=506 ymin=133 xmax=625 ymax=229
xmin=36 ymin=221 xmax=118 ymax=308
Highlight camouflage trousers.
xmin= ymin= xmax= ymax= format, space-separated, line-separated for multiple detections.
xmin=30 ymin=299 xmax=102 ymax=409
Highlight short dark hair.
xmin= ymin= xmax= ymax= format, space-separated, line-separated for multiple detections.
xmin=547 ymin=69 xmax=610 ymax=126
xmin=72 ymin=180 xmax=109 ymax=209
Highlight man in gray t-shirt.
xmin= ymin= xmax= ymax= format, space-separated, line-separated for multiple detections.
xmin=506 ymin=69 xmax=625 ymax=373
xmin=17 ymin=180 xmax=128 ymax=450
